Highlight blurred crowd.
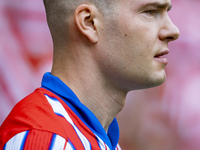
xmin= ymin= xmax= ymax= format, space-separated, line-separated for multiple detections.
xmin=0 ymin=0 xmax=200 ymax=149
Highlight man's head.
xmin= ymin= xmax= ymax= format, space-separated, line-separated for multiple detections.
xmin=44 ymin=0 xmax=179 ymax=92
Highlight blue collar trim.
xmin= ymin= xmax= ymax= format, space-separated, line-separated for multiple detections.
xmin=41 ymin=72 xmax=119 ymax=149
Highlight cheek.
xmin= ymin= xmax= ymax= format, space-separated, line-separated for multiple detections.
xmin=102 ymin=16 xmax=157 ymax=68
xmin=121 ymin=33 xmax=154 ymax=64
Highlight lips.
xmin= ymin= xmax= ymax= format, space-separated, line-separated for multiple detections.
xmin=154 ymin=50 xmax=169 ymax=64
xmin=154 ymin=50 xmax=169 ymax=58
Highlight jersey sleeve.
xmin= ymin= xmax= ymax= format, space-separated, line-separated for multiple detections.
xmin=2 ymin=129 xmax=69 ymax=150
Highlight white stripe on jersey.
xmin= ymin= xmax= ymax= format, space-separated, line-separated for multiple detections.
xmin=65 ymin=140 xmax=76 ymax=150
xmin=45 ymin=95 xmax=91 ymax=150
xmin=95 ymin=134 xmax=110 ymax=150
xmin=115 ymin=144 xmax=122 ymax=150
xmin=49 ymin=134 xmax=66 ymax=150
xmin=4 ymin=131 xmax=29 ymax=150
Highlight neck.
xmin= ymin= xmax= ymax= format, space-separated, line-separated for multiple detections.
xmin=52 ymin=48 xmax=127 ymax=130
xmin=79 ymin=79 xmax=127 ymax=130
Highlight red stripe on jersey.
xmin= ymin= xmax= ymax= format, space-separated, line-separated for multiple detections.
xmin=116 ymin=146 xmax=119 ymax=150
xmin=55 ymin=114 xmax=85 ymax=149
xmin=104 ymin=143 xmax=108 ymax=150
xmin=41 ymin=88 xmax=101 ymax=150
xmin=65 ymin=109 xmax=101 ymax=150
xmin=63 ymin=140 xmax=68 ymax=149
xmin=23 ymin=129 xmax=53 ymax=150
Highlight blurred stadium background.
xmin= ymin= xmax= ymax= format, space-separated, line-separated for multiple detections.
xmin=0 ymin=0 xmax=200 ymax=149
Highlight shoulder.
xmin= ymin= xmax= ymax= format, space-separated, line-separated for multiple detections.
xmin=1 ymin=129 xmax=73 ymax=150
xmin=0 ymin=88 xmax=67 ymax=147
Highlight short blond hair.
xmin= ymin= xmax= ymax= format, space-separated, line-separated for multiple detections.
xmin=43 ymin=0 xmax=115 ymax=48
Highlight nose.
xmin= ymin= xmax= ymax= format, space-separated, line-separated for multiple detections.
xmin=159 ymin=15 xmax=180 ymax=42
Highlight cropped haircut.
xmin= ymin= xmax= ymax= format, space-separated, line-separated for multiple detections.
xmin=43 ymin=0 xmax=116 ymax=47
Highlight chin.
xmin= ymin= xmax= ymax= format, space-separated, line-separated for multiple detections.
xmin=150 ymin=73 xmax=166 ymax=87
xmin=142 ymin=72 xmax=166 ymax=89
xmin=126 ymin=71 xmax=166 ymax=91
xmin=153 ymin=78 xmax=165 ymax=87
xmin=130 ymin=77 xmax=165 ymax=91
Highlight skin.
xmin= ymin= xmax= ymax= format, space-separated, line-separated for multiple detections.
xmin=50 ymin=0 xmax=179 ymax=130
xmin=95 ymin=0 xmax=179 ymax=91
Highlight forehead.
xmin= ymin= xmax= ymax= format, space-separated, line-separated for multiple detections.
xmin=129 ymin=0 xmax=171 ymax=4
xmin=125 ymin=0 xmax=172 ymax=8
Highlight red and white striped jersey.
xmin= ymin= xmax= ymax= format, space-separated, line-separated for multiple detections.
xmin=0 ymin=73 xmax=121 ymax=150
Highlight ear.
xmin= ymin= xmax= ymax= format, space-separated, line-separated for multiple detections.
xmin=74 ymin=4 xmax=99 ymax=44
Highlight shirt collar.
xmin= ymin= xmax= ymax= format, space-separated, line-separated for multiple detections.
xmin=41 ymin=72 xmax=119 ymax=148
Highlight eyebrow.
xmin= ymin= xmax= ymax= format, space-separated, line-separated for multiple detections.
xmin=140 ymin=2 xmax=172 ymax=11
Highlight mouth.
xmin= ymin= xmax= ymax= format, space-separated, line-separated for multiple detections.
xmin=154 ymin=50 xmax=169 ymax=64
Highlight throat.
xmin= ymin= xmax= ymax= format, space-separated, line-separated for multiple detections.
xmin=80 ymin=91 xmax=126 ymax=131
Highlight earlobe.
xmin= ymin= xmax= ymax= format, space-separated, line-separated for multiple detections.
xmin=75 ymin=4 xmax=98 ymax=44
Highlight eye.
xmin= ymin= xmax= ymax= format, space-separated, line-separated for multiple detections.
xmin=144 ymin=10 xmax=157 ymax=15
